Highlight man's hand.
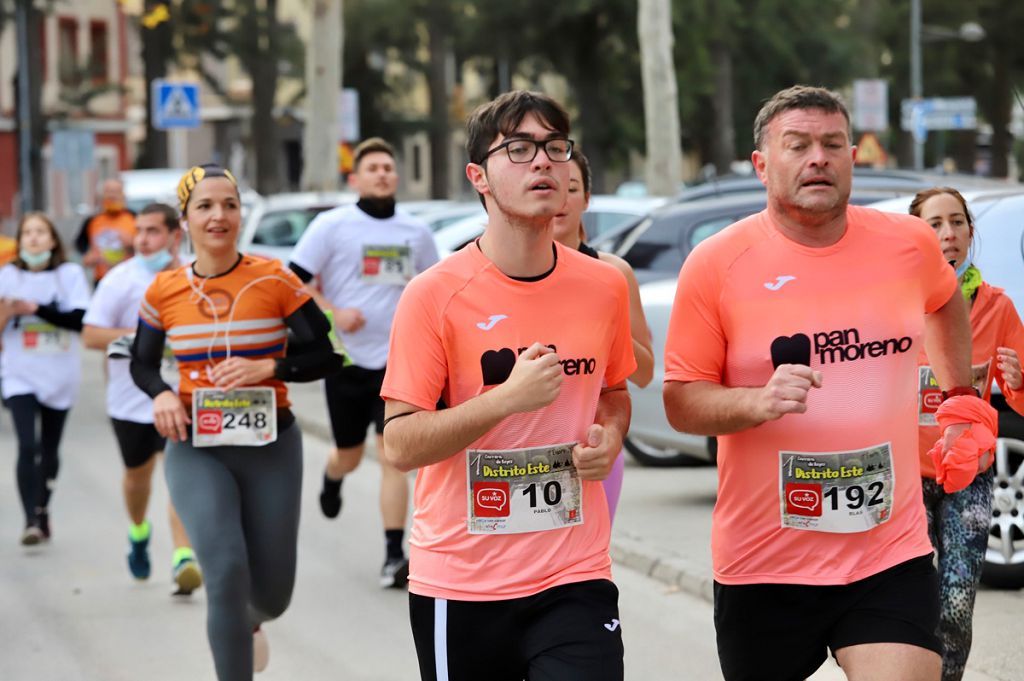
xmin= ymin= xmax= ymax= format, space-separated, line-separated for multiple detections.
xmin=573 ymin=423 xmax=622 ymax=481
xmin=333 ymin=307 xmax=366 ymax=333
xmin=207 ymin=357 xmax=276 ymax=392
xmin=494 ymin=342 xmax=563 ymax=415
xmin=997 ymin=347 xmax=1022 ymax=391
xmin=754 ymin=364 xmax=823 ymax=422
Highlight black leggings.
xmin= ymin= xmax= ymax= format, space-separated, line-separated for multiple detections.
xmin=7 ymin=394 xmax=69 ymax=523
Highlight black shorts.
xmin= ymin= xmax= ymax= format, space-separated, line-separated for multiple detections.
xmin=409 ymin=579 xmax=623 ymax=681
xmin=714 ymin=553 xmax=941 ymax=681
xmin=324 ymin=364 xmax=386 ymax=448
xmin=111 ymin=418 xmax=166 ymax=469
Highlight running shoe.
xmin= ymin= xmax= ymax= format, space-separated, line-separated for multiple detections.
xmin=35 ymin=511 xmax=50 ymax=540
xmin=319 ymin=475 xmax=343 ymax=519
xmin=127 ymin=533 xmax=151 ymax=580
xmin=253 ymin=626 xmax=270 ymax=673
xmin=380 ymin=556 xmax=410 ymax=589
xmin=20 ymin=524 xmax=44 ymax=546
xmin=172 ymin=555 xmax=203 ymax=596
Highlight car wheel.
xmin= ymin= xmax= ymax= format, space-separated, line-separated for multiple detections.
xmin=981 ymin=436 xmax=1024 ymax=589
xmin=623 ymin=435 xmax=713 ymax=467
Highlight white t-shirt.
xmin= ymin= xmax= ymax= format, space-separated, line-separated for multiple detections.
xmin=0 ymin=262 xmax=90 ymax=409
xmin=83 ymin=258 xmax=169 ymax=423
xmin=290 ymin=203 xmax=439 ymax=369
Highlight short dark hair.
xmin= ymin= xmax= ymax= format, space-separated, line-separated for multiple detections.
xmin=571 ymin=148 xmax=592 ymax=196
xmin=753 ymin=85 xmax=851 ymax=150
xmin=353 ymin=137 xmax=396 ymax=170
xmin=14 ymin=211 xmax=67 ymax=270
xmin=466 ymin=90 xmax=571 ymax=165
xmin=139 ymin=203 xmax=180 ymax=231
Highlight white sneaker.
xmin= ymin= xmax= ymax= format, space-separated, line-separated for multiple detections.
xmin=253 ymin=626 xmax=269 ymax=673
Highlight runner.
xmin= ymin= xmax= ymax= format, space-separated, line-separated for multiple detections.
xmin=662 ymin=86 xmax=995 ymax=681
xmin=381 ymin=90 xmax=635 ymax=681
xmin=0 ymin=212 xmax=90 ymax=545
xmin=130 ymin=164 xmax=343 ymax=679
xmin=909 ymin=187 xmax=1024 ymax=681
xmin=82 ymin=202 xmax=202 ymax=594
xmin=288 ymin=137 xmax=439 ymax=588
xmin=551 ymin=148 xmax=653 ymax=521
xmin=75 ymin=178 xmax=136 ymax=283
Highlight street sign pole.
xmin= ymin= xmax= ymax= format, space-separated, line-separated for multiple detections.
xmin=15 ymin=0 xmax=34 ymax=213
xmin=910 ymin=0 xmax=924 ymax=170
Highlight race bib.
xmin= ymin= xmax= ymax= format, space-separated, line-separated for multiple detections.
xmin=779 ymin=443 xmax=894 ymax=533
xmin=21 ymin=321 xmax=71 ymax=354
xmin=467 ymin=442 xmax=583 ymax=535
xmin=918 ymin=362 xmax=991 ymax=426
xmin=361 ymin=244 xmax=413 ymax=285
xmin=192 ymin=387 xmax=277 ymax=447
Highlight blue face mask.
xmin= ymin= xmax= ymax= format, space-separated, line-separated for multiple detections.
xmin=138 ymin=249 xmax=173 ymax=273
xmin=19 ymin=249 xmax=51 ymax=268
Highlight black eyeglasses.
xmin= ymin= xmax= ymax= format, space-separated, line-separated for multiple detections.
xmin=483 ymin=138 xmax=575 ymax=164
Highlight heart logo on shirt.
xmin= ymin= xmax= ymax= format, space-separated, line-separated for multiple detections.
xmin=770 ymin=334 xmax=811 ymax=369
xmin=480 ymin=348 xmax=517 ymax=385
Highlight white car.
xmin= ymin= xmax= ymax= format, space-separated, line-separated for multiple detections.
xmin=237 ymin=191 xmax=357 ymax=263
xmin=432 ymin=195 xmax=666 ymax=257
xmin=121 ymin=168 xmax=261 ymax=218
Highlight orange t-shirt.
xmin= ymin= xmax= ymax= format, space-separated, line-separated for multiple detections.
xmin=87 ymin=211 xmax=137 ymax=279
xmin=664 ymin=206 xmax=957 ymax=586
xmin=917 ymin=281 xmax=1024 ymax=476
xmin=139 ymin=256 xmax=309 ymax=409
xmin=381 ymin=241 xmax=636 ymax=601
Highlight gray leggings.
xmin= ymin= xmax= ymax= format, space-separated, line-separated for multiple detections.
xmin=165 ymin=421 xmax=303 ymax=681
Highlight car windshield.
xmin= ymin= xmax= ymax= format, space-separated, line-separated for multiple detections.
xmin=252 ymin=207 xmax=334 ymax=247
xmin=622 ymin=209 xmax=759 ymax=274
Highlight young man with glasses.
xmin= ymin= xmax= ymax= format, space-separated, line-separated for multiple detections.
xmin=380 ymin=90 xmax=635 ymax=681
xmin=289 ymin=137 xmax=439 ymax=588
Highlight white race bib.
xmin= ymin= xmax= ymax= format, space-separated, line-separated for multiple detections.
xmin=779 ymin=443 xmax=894 ymax=534
xmin=192 ymin=387 xmax=277 ymax=447
xmin=467 ymin=442 xmax=583 ymax=535
xmin=361 ymin=244 xmax=413 ymax=285
xmin=21 ymin=321 xmax=71 ymax=354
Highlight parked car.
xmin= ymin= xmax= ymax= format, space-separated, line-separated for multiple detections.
xmin=432 ymin=195 xmax=665 ymax=257
xmin=237 ymin=191 xmax=357 ymax=262
xmin=870 ymin=189 xmax=1024 ymax=589
xmin=121 ymin=168 xmax=261 ymax=218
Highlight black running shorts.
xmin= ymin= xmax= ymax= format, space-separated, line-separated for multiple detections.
xmin=714 ymin=553 xmax=941 ymax=681
xmin=409 ymin=579 xmax=624 ymax=681
xmin=111 ymin=418 xmax=166 ymax=469
xmin=324 ymin=364 xmax=386 ymax=448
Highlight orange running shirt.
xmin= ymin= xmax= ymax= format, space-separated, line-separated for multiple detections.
xmin=917 ymin=281 xmax=1024 ymax=476
xmin=381 ymin=241 xmax=636 ymax=601
xmin=664 ymin=206 xmax=957 ymax=586
xmin=138 ymin=256 xmax=310 ymax=409
xmin=86 ymin=211 xmax=137 ymax=279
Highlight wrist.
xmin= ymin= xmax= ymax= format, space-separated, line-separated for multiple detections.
xmin=941 ymin=386 xmax=981 ymax=401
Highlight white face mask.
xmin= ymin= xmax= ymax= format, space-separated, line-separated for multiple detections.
xmin=138 ymin=249 xmax=173 ymax=273
xmin=19 ymin=249 xmax=51 ymax=268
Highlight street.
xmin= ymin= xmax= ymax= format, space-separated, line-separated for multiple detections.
xmin=0 ymin=355 xmax=1018 ymax=680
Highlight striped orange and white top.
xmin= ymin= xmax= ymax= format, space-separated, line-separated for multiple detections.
xmin=139 ymin=255 xmax=310 ymax=409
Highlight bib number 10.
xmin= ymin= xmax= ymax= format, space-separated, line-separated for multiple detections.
xmin=223 ymin=412 xmax=267 ymax=430
xmin=522 ymin=481 xmax=562 ymax=507
xmin=824 ymin=481 xmax=884 ymax=511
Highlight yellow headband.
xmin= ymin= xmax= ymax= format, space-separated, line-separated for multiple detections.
xmin=177 ymin=164 xmax=239 ymax=213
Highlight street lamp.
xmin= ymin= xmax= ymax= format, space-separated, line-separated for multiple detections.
xmin=909 ymin=0 xmax=986 ymax=170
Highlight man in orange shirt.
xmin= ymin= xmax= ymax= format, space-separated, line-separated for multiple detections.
xmin=381 ymin=91 xmax=634 ymax=681
xmin=75 ymin=178 xmax=136 ymax=282
xmin=663 ymin=86 xmax=982 ymax=681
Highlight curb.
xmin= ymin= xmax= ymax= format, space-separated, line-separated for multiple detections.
xmin=296 ymin=411 xmax=717 ymax=606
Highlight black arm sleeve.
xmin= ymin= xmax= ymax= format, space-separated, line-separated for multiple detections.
xmin=34 ymin=305 xmax=85 ymax=332
xmin=288 ymin=262 xmax=315 ymax=284
xmin=74 ymin=216 xmax=92 ymax=254
xmin=130 ymin=320 xmax=174 ymax=399
xmin=275 ymin=299 xmax=345 ymax=382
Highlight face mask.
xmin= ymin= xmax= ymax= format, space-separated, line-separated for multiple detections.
xmin=19 ymin=249 xmax=51 ymax=268
xmin=138 ymin=249 xmax=173 ymax=273
xmin=103 ymin=200 xmax=124 ymax=214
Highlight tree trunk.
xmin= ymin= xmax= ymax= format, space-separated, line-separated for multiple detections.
xmin=248 ymin=0 xmax=282 ymax=194
xmin=426 ymin=1 xmax=451 ymax=200
xmin=710 ymin=40 xmax=734 ymax=175
xmin=988 ymin=48 xmax=1012 ymax=179
xmin=637 ymin=0 xmax=682 ymax=196
xmin=300 ymin=0 xmax=342 ymax=191
xmin=138 ymin=0 xmax=171 ymax=169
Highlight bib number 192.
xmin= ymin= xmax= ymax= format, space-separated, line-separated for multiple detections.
xmin=823 ymin=481 xmax=884 ymax=511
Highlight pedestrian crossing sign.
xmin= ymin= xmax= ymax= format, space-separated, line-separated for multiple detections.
xmin=152 ymin=80 xmax=200 ymax=130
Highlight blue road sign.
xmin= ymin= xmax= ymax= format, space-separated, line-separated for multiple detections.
xmin=152 ymin=80 xmax=200 ymax=130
